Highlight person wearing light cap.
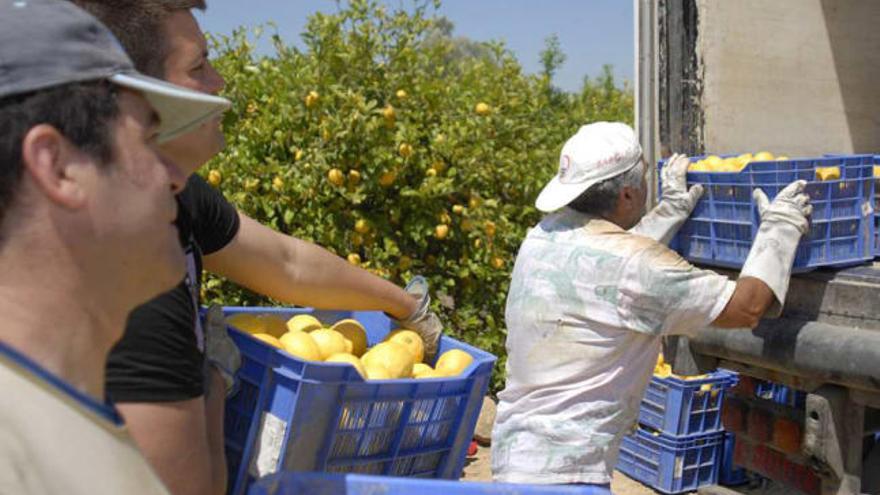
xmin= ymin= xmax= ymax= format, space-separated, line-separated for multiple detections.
xmin=491 ymin=122 xmax=811 ymax=487
xmin=0 ymin=0 xmax=231 ymax=494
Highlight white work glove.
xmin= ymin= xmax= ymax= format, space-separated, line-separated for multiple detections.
xmin=740 ymin=180 xmax=812 ymax=317
xmin=395 ymin=276 xmax=443 ymax=362
xmin=631 ymin=153 xmax=705 ymax=245
xmin=204 ymin=305 xmax=241 ymax=397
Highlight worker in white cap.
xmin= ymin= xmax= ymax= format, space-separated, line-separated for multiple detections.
xmin=491 ymin=122 xmax=811 ymax=488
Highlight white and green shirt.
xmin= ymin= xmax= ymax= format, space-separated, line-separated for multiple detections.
xmin=491 ymin=208 xmax=735 ymax=484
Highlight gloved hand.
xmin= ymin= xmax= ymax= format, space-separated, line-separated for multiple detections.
xmin=204 ymin=305 xmax=241 ymax=397
xmin=740 ymin=180 xmax=812 ymax=317
xmin=396 ymin=276 xmax=443 ymax=362
xmin=631 ymin=153 xmax=705 ymax=245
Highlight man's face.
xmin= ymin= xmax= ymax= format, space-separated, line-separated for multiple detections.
xmin=158 ymin=10 xmax=226 ymax=176
xmin=90 ymin=90 xmax=187 ymax=301
xmin=621 ymin=160 xmax=649 ymax=229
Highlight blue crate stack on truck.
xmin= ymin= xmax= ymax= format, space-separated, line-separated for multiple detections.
xmin=615 ymin=366 xmax=735 ymax=494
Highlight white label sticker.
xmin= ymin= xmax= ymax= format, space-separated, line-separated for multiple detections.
xmin=250 ymin=412 xmax=288 ymax=478
xmin=861 ymin=201 xmax=874 ymax=217
xmin=674 ymin=455 xmax=684 ymax=479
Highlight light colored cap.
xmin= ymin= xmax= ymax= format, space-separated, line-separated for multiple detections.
xmin=535 ymin=122 xmax=642 ymax=212
xmin=0 ymin=0 xmax=230 ymax=143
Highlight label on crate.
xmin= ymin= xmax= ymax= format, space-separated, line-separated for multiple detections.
xmin=674 ymin=455 xmax=684 ymax=479
xmin=862 ymin=201 xmax=874 ymax=217
xmin=249 ymin=412 xmax=288 ymax=478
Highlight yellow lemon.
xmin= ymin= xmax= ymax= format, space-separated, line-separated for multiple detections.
xmin=272 ymin=176 xmax=284 ymax=191
xmin=325 ymin=353 xmax=367 ymax=379
xmin=378 ymin=170 xmax=397 ymax=187
xmin=348 ymin=170 xmax=361 ymax=185
xmin=775 ymin=156 xmax=790 ymax=161
xmin=753 ymin=151 xmax=775 ymax=162
xmin=435 ymin=349 xmax=474 ymax=376
xmin=286 ymin=314 xmax=322 ymax=334
xmin=310 ymin=329 xmax=349 ymax=360
xmin=705 ymin=155 xmax=723 ymax=168
xmin=361 ymin=341 xmax=414 ymax=379
xmin=304 ymin=90 xmax=319 ymax=108
xmin=874 ymin=165 xmax=880 ymax=178
xmin=207 ymin=169 xmax=222 ymax=187
xmin=364 ymin=363 xmax=392 ymax=380
xmin=688 ymin=161 xmax=708 ymax=172
xmin=382 ymin=105 xmax=396 ymax=121
xmin=398 ymin=143 xmax=413 ymax=158
xmin=435 ymin=224 xmax=449 ymax=240
xmin=815 ymin=166 xmax=840 ymax=181
xmin=452 ymin=204 xmax=464 ymax=214
xmin=384 ymin=329 xmax=425 ymax=363
xmin=330 ymin=319 xmax=368 ymax=357
xmin=475 ymin=102 xmax=491 ymax=116
xmin=226 ymin=313 xmax=263 ymax=334
xmin=491 ymin=257 xmax=505 ymax=270
xmin=328 ymin=168 xmax=345 ymax=187
xmin=280 ymin=331 xmax=321 ymax=361
xmin=251 ymin=333 xmax=283 ymax=349
xmin=259 ymin=315 xmax=289 ymax=337
xmin=412 ymin=363 xmax=433 ymax=377
xmin=395 ymin=89 xmax=407 ymax=100
xmin=347 ymin=253 xmax=361 ymax=265
xmin=354 ymin=219 xmax=370 ymax=234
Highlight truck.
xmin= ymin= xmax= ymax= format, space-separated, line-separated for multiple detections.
xmin=634 ymin=1 xmax=880 ymax=494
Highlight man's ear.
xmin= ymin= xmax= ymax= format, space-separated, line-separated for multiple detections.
xmin=19 ymin=124 xmax=89 ymax=210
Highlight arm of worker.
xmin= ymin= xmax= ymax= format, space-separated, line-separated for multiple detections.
xmin=619 ymin=180 xmax=809 ymax=336
xmin=203 ymin=212 xmax=443 ymax=357
xmin=630 ymin=153 xmax=704 ymax=245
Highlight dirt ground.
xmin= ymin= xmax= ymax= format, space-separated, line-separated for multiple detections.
xmin=460 ymin=443 xmax=790 ymax=495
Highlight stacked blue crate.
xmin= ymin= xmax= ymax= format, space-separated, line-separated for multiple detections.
xmin=660 ymin=154 xmax=875 ymax=272
xmin=616 ymin=370 xmax=734 ymax=494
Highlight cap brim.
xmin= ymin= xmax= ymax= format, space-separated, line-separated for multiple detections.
xmin=534 ymin=175 xmax=599 ymax=212
xmin=110 ymin=73 xmax=231 ymax=143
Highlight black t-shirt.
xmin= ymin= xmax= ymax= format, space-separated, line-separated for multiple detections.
xmin=105 ymin=174 xmax=240 ymax=403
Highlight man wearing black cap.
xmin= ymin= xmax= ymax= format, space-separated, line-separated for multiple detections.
xmin=0 ymin=1 xmax=231 ymax=493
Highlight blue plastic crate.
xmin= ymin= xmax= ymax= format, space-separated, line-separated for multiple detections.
xmin=718 ymin=433 xmax=749 ymax=486
xmin=639 ymin=370 xmax=734 ymax=437
xmin=248 ymin=472 xmax=611 ymax=495
xmin=661 ymin=154 xmax=875 ymax=272
xmin=616 ymin=428 xmax=724 ymax=494
xmin=754 ymin=380 xmax=807 ymax=409
xmin=221 ymin=306 xmax=497 ymax=495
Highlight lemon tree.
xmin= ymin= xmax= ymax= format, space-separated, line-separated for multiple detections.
xmin=202 ymin=0 xmax=633 ymax=392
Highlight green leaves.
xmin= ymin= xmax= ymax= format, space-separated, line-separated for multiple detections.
xmin=202 ymin=0 xmax=633 ymax=394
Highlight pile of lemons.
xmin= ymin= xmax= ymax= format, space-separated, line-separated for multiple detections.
xmin=687 ymin=151 xmax=785 ymax=173
xmin=225 ymin=313 xmax=474 ymax=381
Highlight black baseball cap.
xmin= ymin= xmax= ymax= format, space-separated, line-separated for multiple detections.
xmin=0 ymin=0 xmax=231 ymax=142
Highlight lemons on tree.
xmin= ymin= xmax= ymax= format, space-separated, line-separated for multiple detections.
xmin=280 ymin=331 xmax=321 ymax=361
xmin=330 ymin=319 xmax=368 ymax=357
xmin=310 ymin=328 xmax=350 ymax=359
xmin=361 ymin=341 xmax=414 ymax=379
xmin=435 ymin=349 xmax=474 ymax=376
xmin=286 ymin=314 xmax=322 ymax=333
xmin=384 ymin=329 xmax=425 ymax=363
xmin=325 ymin=353 xmax=367 ymax=379
xmin=252 ymin=333 xmax=283 ymax=349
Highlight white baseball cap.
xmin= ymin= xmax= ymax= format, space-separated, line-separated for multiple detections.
xmin=0 ymin=0 xmax=230 ymax=143
xmin=535 ymin=122 xmax=643 ymax=212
